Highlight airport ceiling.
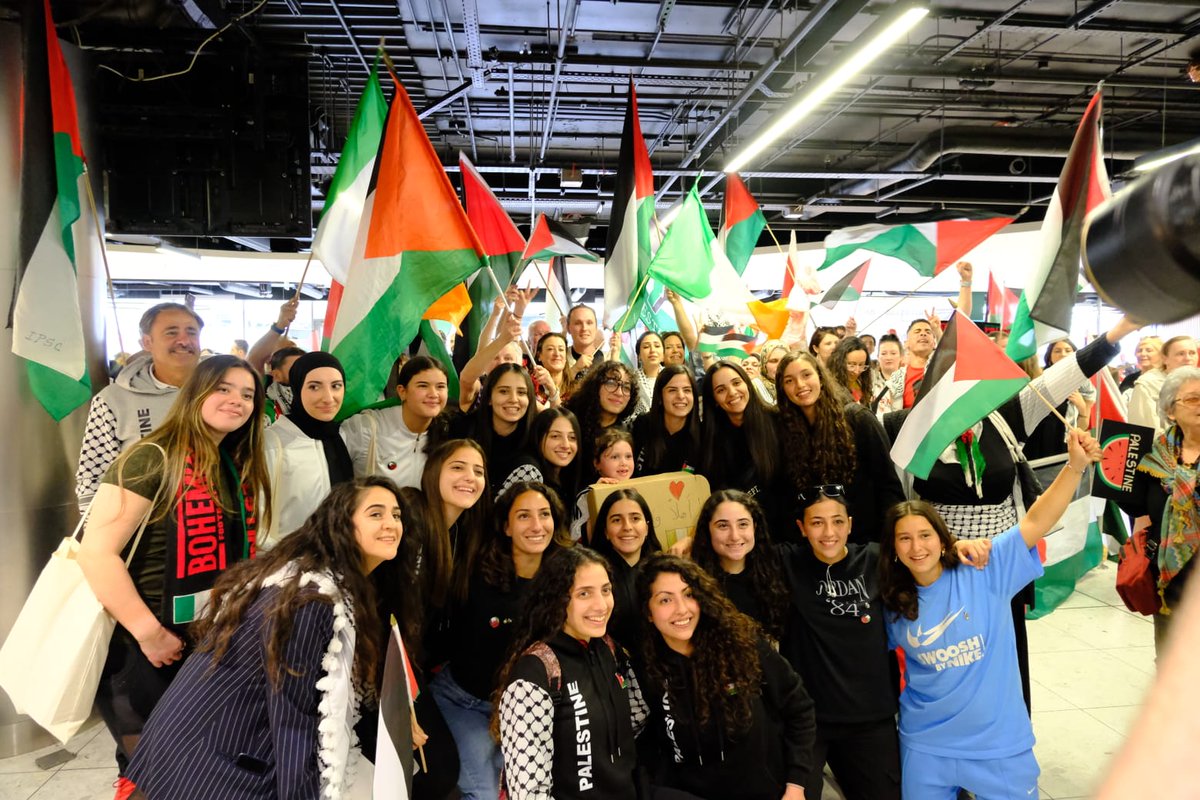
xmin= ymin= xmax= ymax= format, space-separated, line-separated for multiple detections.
xmin=27 ymin=0 xmax=1200 ymax=252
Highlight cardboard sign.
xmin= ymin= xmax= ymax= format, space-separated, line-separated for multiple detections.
xmin=586 ymin=471 xmax=712 ymax=549
xmin=1092 ymin=419 xmax=1155 ymax=501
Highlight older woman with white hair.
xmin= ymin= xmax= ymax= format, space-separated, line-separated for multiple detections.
xmin=1116 ymin=365 xmax=1200 ymax=654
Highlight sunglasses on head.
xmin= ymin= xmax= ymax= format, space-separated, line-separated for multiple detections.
xmin=797 ymin=484 xmax=846 ymax=504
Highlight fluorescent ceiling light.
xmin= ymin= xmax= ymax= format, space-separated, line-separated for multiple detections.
xmin=724 ymin=5 xmax=929 ymax=174
xmin=1133 ymin=138 xmax=1200 ymax=173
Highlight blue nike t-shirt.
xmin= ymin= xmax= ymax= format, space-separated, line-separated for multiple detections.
xmin=885 ymin=525 xmax=1044 ymax=759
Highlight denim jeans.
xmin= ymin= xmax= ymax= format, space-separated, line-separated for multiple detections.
xmin=430 ymin=667 xmax=501 ymax=799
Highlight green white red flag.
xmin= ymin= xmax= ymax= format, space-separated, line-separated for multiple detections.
xmin=817 ymin=260 xmax=870 ymax=309
xmin=819 ymin=217 xmax=1014 ymax=277
xmin=11 ymin=0 xmax=92 ymax=421
xmin=604 ymin=80 xmax=655 ymax=331
xmin=720 ymin=173 xmax=765 ymax=276
xmin=522 ymin=214 xmax=597 ymax=263
xmin=326 ymin=75 xmax=487 ymax=417
xmin=460 ymin=153 xmax=524 ymax=354
xmin=1006 ymin=91 xmax=1110 ymax=362
xmin=890 ymin=311 xmax=1029 ymax=479
xmin=312 ymin=64 xmax=387 ymax=284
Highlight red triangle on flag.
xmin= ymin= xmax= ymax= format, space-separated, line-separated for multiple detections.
xmin=525 ymin=214 xmax=555 ymax=257
xmin=460 ymin=153 xmax=525 ymax=257
xmin=723 ymin=174 xmax=760 ymax=231
xmin=952 ymin=313 xmax=1028 ymax=383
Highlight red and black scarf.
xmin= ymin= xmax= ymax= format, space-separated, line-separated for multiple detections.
xmin=162 ymin=450 xmax=257 ymax=626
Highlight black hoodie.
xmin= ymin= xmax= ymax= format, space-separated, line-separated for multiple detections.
xmin=637 ymin=638 xmax=815 ymax=800
xmin=498 ymin=631 xmax=646 ymax=800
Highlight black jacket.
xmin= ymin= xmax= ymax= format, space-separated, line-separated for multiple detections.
xmin=637 ymin=638 xmax=815 ymax=800
xmin=498 ymin=631 xmax=647 ymax=800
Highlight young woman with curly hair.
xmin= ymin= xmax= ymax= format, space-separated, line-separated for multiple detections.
xmin=775 ymin=351 xmax=904 ymax=542
xmin=79 ymin=355 xmax=270 ymax=789
xmin=690 ymin=490 xmax=788 ymax=642
xmin=636 ymin=555 xmax=815 ymax=800
xmin=879 ymin=430 xmax=1101 ymax=800
xmin=431 ymin=481 xmax=572 ymax=800
xmin=565 ymin=360 xmax=640 ymax=481
xmin=590 ymin=488 xmax=662 ymax=649
xmin=827 ymin=335 xmax=875 ymax=406
xmin=631 ymin=364 xmax=700 ymax=476
xmin=494 ymin=547 xmax=647 ymax=800
xmin=450 ymin=362 xmax=538 ymax=494
xmin=125 ymin=477 xmax=401 ymax=799
xmin=697 ymin=359 xmax=787 ymax=531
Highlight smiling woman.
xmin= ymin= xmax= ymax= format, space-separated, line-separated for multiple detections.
xmin=261 ymin=352 xmax=353 ymax=549
xmin=124 ymin=478 xmax=402 ymax=800
xmin=77 ymin=355 xmax=270 ymax=792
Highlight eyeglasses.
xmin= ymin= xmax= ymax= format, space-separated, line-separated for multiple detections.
xmin=1175 ymin=394 xmax=1200 ymax=408
xmin=845 ymin=363 xmax=868 ymax=372
xmin=797 ymin=484 xmax=846 ymax=504
xmin=602 ymin=379 xmax=633 ymax=395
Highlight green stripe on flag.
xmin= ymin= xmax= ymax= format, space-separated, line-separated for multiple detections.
xmin=1005 ymin=294 xmax=1037 ymax=362
xmin=418 ymin=320 xmax=460 ymax=399
xmin=820 ymin=225 xmax=937 ymax=275
xmin=903 ymin=379 xmax=1028 ymax=478
xmin=724 ymin=210 xmax=765 ymax=276
xmin=1029 ymin=519 xmax=1104 ymax=619
xmin=53 ymin=135 xmax=82 ymax=260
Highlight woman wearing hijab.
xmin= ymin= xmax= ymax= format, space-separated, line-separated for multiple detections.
xmin=262 ymin=351 xmax=355 ymax=548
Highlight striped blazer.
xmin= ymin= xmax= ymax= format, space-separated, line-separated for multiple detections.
xmin=128 ymin=587 xmax=334 ymax=799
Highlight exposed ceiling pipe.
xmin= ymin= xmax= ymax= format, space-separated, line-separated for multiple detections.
xmin=508 ymin=64 xmax=516 ymax=162
xmin=934 ymin=0 xmax=1040 ymax=65
xmin=326 ymin=0 xmax=372 ymax=75
xmin=537 ymin=0 xmax=582 ymax=162
xmin=823 ymin=126 xmax=1184 ymax=199
xmin=656 ymin=0 xmax=870 ymax=202
xmin=437 ymin=0 xmax=478 ymax=160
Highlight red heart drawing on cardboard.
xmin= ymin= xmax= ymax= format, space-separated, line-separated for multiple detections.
xmin=668 ymin=480 xmax=685 ymax=499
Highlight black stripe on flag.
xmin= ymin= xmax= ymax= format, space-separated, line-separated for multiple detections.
xmin=913 ymin=314 xmax=958 ymax=406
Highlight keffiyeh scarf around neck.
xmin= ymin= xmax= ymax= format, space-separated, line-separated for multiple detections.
xmin=1138 ymin=425 xmax=1200 ymax=594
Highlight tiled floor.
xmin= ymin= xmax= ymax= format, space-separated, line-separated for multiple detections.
xmin=0 ymin=561 xmax=1154 ymax=800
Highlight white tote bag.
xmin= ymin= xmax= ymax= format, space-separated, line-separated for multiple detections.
xmin=0 ymin=448 xmax=164 ymax=743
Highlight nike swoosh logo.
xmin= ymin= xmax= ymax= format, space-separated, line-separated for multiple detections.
xmin=906 ymin=607 xmax=964 ymax=648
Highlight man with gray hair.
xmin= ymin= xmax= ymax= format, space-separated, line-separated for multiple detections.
xmin=74 ymin=302 xmax=204 ymax=508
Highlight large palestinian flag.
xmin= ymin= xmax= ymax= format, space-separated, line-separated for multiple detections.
xmin=819 ymin=217 xmax=1014 ymax=277
xmin=604 ymin=80 xmax=655 ymax=331
xmin=720 ymin=173 xmax=765 ymax=276
xmin=891 ymin=311 xmax=1029 ymax=479
xmin=12 ymin=0 xmax=91 ymax=420
xmin=326 ymin=76 xmax=487 ymax=417
xmin=1006 ymin=91 xmax=1109 ymax=362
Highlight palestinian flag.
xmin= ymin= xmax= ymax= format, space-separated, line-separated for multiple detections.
xmin=326 ymin=75 xmax=487 ymax=417
xmin=374 ymin=622 xmax=414 ymax=799
xmin=604 ymin=80 xmax=655 ymax=331
xmin=986 ymin=271 xmax=1019 ymax=329
xmin=11 ymin=0 xmax=92 ymax=421
xmin=1028 ymin=494 xmax=1106 ymax=619
xmin=819 ymin=217 xmax=1014 ymax=276
xmin=890 ymin=311 xmax=1029 ymax=479
xmin=720 ymin=173 xmax=765 ymax=276
xmin=312 ymin=64 xmax=387 ymax=284
xmin=697 ymin=325 xmax=758 ymax=358
xmin=781 ymin=228 xmax=798 ymax=300
xmin=1007 ymin=91 xmax=1110 ymax=362
xmin=817 ymin=260 xmax=870 ymax=309
xmin=522 ymin=214 xmax=597 ymax=263
xmin=461 ymin=154 xmax=524 ymax=355
xmin=542 ymin=256 xmax=571 ymax=327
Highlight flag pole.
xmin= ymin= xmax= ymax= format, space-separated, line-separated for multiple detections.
xmin=763 ymin=222 xmax=799 ymax=290
xmin=80 ymin=164 xmax=126 ymax=355
xmin=856 ymin=273 xmax=940 ymax=332
xmin=1028 ymin=381 xmax=1073 ymax=429
xmin=531 ymin=259 xmax=567 ymax=320
xmin=292 ymin=251 xmax=316 ymax=302
xmin=485 ymin=266 xmax=537 ymax=363
xmin=614 ymin=268 xmax=654 ymax=334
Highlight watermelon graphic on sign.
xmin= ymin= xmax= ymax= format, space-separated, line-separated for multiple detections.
xmin=1091 ymin=420 xmax=1154 ymax=501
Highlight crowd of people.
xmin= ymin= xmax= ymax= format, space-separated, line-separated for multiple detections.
xmin=65 ymin=267 xmax=1200 ymax=800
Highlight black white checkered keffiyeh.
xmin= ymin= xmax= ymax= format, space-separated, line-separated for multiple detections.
xmin=933 ymin=499 xmax=1019 ymax=541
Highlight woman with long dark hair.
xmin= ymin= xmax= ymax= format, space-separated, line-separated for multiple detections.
xmin=590 ymin=488 xmax=661 ymax=649
xmin=775 ymin=351 xmax=904 ymax=541
xmin=565 ymin=361 xmax=640 ymax=480
xmin=631 ymin=364 xmax=700 ymax=476
xmin=495 ymin=407 xmax=583 ymax=503
xmin=631 ymin=330 xmax=666 ymax=415
xmin=690 ymin=490 xmax=788 ymax=641
xmin=126 ymin=477 xmax=401 ymax=799
xmin=451 ymin=362 xmax=538 ymax=493
xmin=878 ymin=430 xmax=1100 ymax=800
xmin=79 ymin=355 xmax=270 ymax=793
xmin=697 ymin=359 xmax=786 ymax=531
xmin=636 ymin=555 xmax=815 ymax=800
xmin=431 ymin=482 xmax=572 ymax=800
xmin=534 ymin=331 xmax=571 ymax=404
xmin=494 ymin=547 xmax=646 ymax=800
xmin=262 ymin=351 xmax=354 ymax=548
xmin=341 ymin=355 xmax=450 ymax=487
